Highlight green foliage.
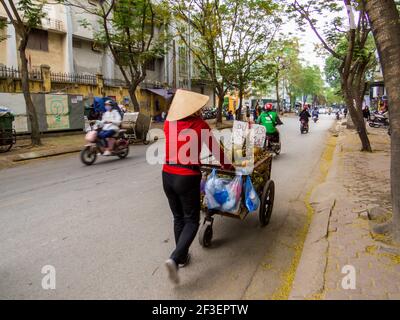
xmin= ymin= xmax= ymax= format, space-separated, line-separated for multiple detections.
xmin=59 ymin=0 xmax=171 ymax=99
xmin=324 ymin=86 xmax=343 ymax=105
xmin=0 ymin=0 xmax=47 ymax=36
xmin=225 ymin=0 xmax=281 ymax=96
xmin=95 ymin=0 xmax=171 ymax=69
xmin=324 ymin=55 xmax=341 ymax=90
xmin=290 ymin=0 xmax=377 ymax=103
xmin=172 ymin=0 xmax=279 ymax=100
xmin=100 ymin=0 xmax=169 ymax=70
xmin=17 ymin=0 xmax=46 ymax=29
xmin=252 ymin=38 xmax=326 ymax=104
xmin=300 ymin=65 xmax=325 ymax=102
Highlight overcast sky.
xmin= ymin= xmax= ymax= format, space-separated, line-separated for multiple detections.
xmin=280 ymin=2 xmax=351 ymax=72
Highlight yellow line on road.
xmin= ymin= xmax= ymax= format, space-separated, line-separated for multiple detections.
xmin=271 ymin=135 xmax=338 ymax=300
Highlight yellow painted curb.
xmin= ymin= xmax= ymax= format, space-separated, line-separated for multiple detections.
xmin=271 ymin=135 xmax=338 ymax=300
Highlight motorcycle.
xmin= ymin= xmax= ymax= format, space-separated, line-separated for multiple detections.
xmin=80 ymin=121 xmax=130 ymax=165
xmin=300 ymin=119 xmax=309 ymax=134
xmin=368 ymin=112 xmax=389 ymax=128
xmin=265 ymin=133 xmax=281 ymax=155
xmin=313 ymin=116 xmax=319 ymax=123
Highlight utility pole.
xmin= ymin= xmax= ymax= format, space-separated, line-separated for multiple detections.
xmin=187 ymin=1 xmax=192 ymax=90
xmin=172 ymin=40 xmax=177 ymax=89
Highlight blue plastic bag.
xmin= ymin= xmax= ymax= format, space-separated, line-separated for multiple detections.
xmin=245 ymin=176 xmax=260 ymax=212
xmin=205 ymin=169 xmax=242 ymax=213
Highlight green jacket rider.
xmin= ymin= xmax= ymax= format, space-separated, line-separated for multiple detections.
xmin=257 ymin=103 xmax=283 ymax=135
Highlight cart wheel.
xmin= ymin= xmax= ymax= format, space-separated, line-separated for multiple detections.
xmin=198 ymin=222 xmax=213 ymax=248
xmin=143 ymin=130 xmax=150 ymax=145
xmin=259 ymin=180 xmax=275 ymax=227
xmin=0 ymin=143 xmax=13 ymax=153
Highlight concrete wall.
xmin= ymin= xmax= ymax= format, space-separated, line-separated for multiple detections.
xmin=0 ymin=26 xmax=7 ymax=65
xmin=0 ymin=92 xmax=29 ymax=132
xmin=0 ymin=92 xmax=84 ymax=133
xmin=25 ymin=32 xmax=66 ymax=72
xmin=70 ymin=1 xmax=100 ymax=40
xmin=72 ymin=38 xmax=103 ymax=74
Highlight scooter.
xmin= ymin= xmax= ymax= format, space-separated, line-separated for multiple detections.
xmin=300 ymin=119 xmax=309 ymax=134
xmin=80 ymin=121 xmax=130 ymax=165
xmin=368 ymin=112 xmax=389 ymax=128
xmin=265 ymin=131 xmax=282 ymax=155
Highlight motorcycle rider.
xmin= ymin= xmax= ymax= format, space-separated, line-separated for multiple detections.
xmin=256 ymin=103 xmax=283 ymax=146
xmin=312 ymin=107 xmax=319 ymax=121
xmin=299 ymin=104 xmax=312 ymax=127
xmin=98 ymin=100 xmax=122 ymax=156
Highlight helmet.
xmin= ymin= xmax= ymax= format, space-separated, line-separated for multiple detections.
xmin=265 ymin=103 xmax=273 ymax=111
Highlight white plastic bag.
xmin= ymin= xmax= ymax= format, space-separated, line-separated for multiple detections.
xmin=205 ymin=169 xmax=243 ymax=213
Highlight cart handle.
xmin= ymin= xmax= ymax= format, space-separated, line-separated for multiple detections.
xmin=200 ymin=164 xmax=237 ymax=176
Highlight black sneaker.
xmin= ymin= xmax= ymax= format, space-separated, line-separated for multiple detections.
xmin=179 ymin=253 xmax=191 ymax=268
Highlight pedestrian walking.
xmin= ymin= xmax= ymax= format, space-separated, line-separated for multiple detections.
xmin=162 ymin=89 xmax=232 ymax=284
xmin=245 ymin=105 xmax=250 ymax=121
xmin=362 ymin=105 xmax=370 ymax=120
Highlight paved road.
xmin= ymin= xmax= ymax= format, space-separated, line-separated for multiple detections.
xmin=0 ymin=115 xmax=334 ymax=299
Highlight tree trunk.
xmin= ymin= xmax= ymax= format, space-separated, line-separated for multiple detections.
xmin=275 ymin=80 xmax=280 ymax=113
xmin=343 ymin=85 xmax=372 ymax=152
xmin=19 ymin=38 xmax=41 ymax=146
xmin=216 ymin=91 xmax=224 ymax=124
xmin=237 ymin=87 xmax=244 ymax=121
xmin=365 ymin=0 xmax=400 ymax=240
xmin=128 ymin=85 xmax=140 ymax=112
xmin=289 ymin=93 xmax=294 ymax=112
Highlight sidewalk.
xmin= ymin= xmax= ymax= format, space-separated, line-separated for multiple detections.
xmin=0 ymin=133 xmax=85 ymax=170
xmin=290 ymin=120 xmax=400 ymax=300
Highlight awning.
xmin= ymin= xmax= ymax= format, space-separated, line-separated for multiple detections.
xmin=146 ymin=88 xmax=175 ymax=101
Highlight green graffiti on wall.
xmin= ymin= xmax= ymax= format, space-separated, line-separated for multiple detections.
xmin=45 ymin=95 xmax=70 ymax=130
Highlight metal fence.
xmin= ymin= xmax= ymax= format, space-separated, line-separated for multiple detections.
xmin=50 ymin=72 xmax=97 ymax=85
xmin=0 ymin=65 xmax=156 ymax=88
xmin=0 ymin=65 xmax=42 ymax=80
xmin=104 ymin=78 xmax=128 ymax=87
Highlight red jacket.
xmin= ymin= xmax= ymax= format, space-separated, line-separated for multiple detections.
xmin=163 ymin=117 xmax=230 ymax=175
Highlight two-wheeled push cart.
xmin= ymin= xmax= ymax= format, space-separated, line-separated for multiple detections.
xmin=198 ymin=153 xmax=275 ymax=248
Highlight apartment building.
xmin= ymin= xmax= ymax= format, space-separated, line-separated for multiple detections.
xmin=0 ymin=1 xmax=214 ymax=107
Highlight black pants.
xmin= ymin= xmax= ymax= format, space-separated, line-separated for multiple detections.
xmin=162 ymin=171 xmax=201 ymax=264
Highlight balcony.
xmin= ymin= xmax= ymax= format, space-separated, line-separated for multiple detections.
xmin=41 ymin=18 xmax=65 ymax=33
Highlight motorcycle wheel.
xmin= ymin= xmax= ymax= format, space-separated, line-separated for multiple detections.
xmin=117 ymin=145 xmax=130 ymax=159
xmin=275 ymin=142 xmax=281 ymax=155
xmin=80 ymin=147 xmax=97 ymax=165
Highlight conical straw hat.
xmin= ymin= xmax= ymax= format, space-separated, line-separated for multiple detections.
xmin=166 ymin=89 xmax=210 ymax=121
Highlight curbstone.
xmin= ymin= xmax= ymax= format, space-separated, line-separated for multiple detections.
xmin=12 ymin=147 xmax=81 ymax=162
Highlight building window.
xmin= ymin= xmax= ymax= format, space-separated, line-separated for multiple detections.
xmin=73 ymin=39 xmax=82 ymax=48
xmin=27 ymin=29 xmax=48 ymax=52
xmin=145 ymin=58 xmax=156 ymax=71
xmin=179 ymin=46 xmax=187 ymax=75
